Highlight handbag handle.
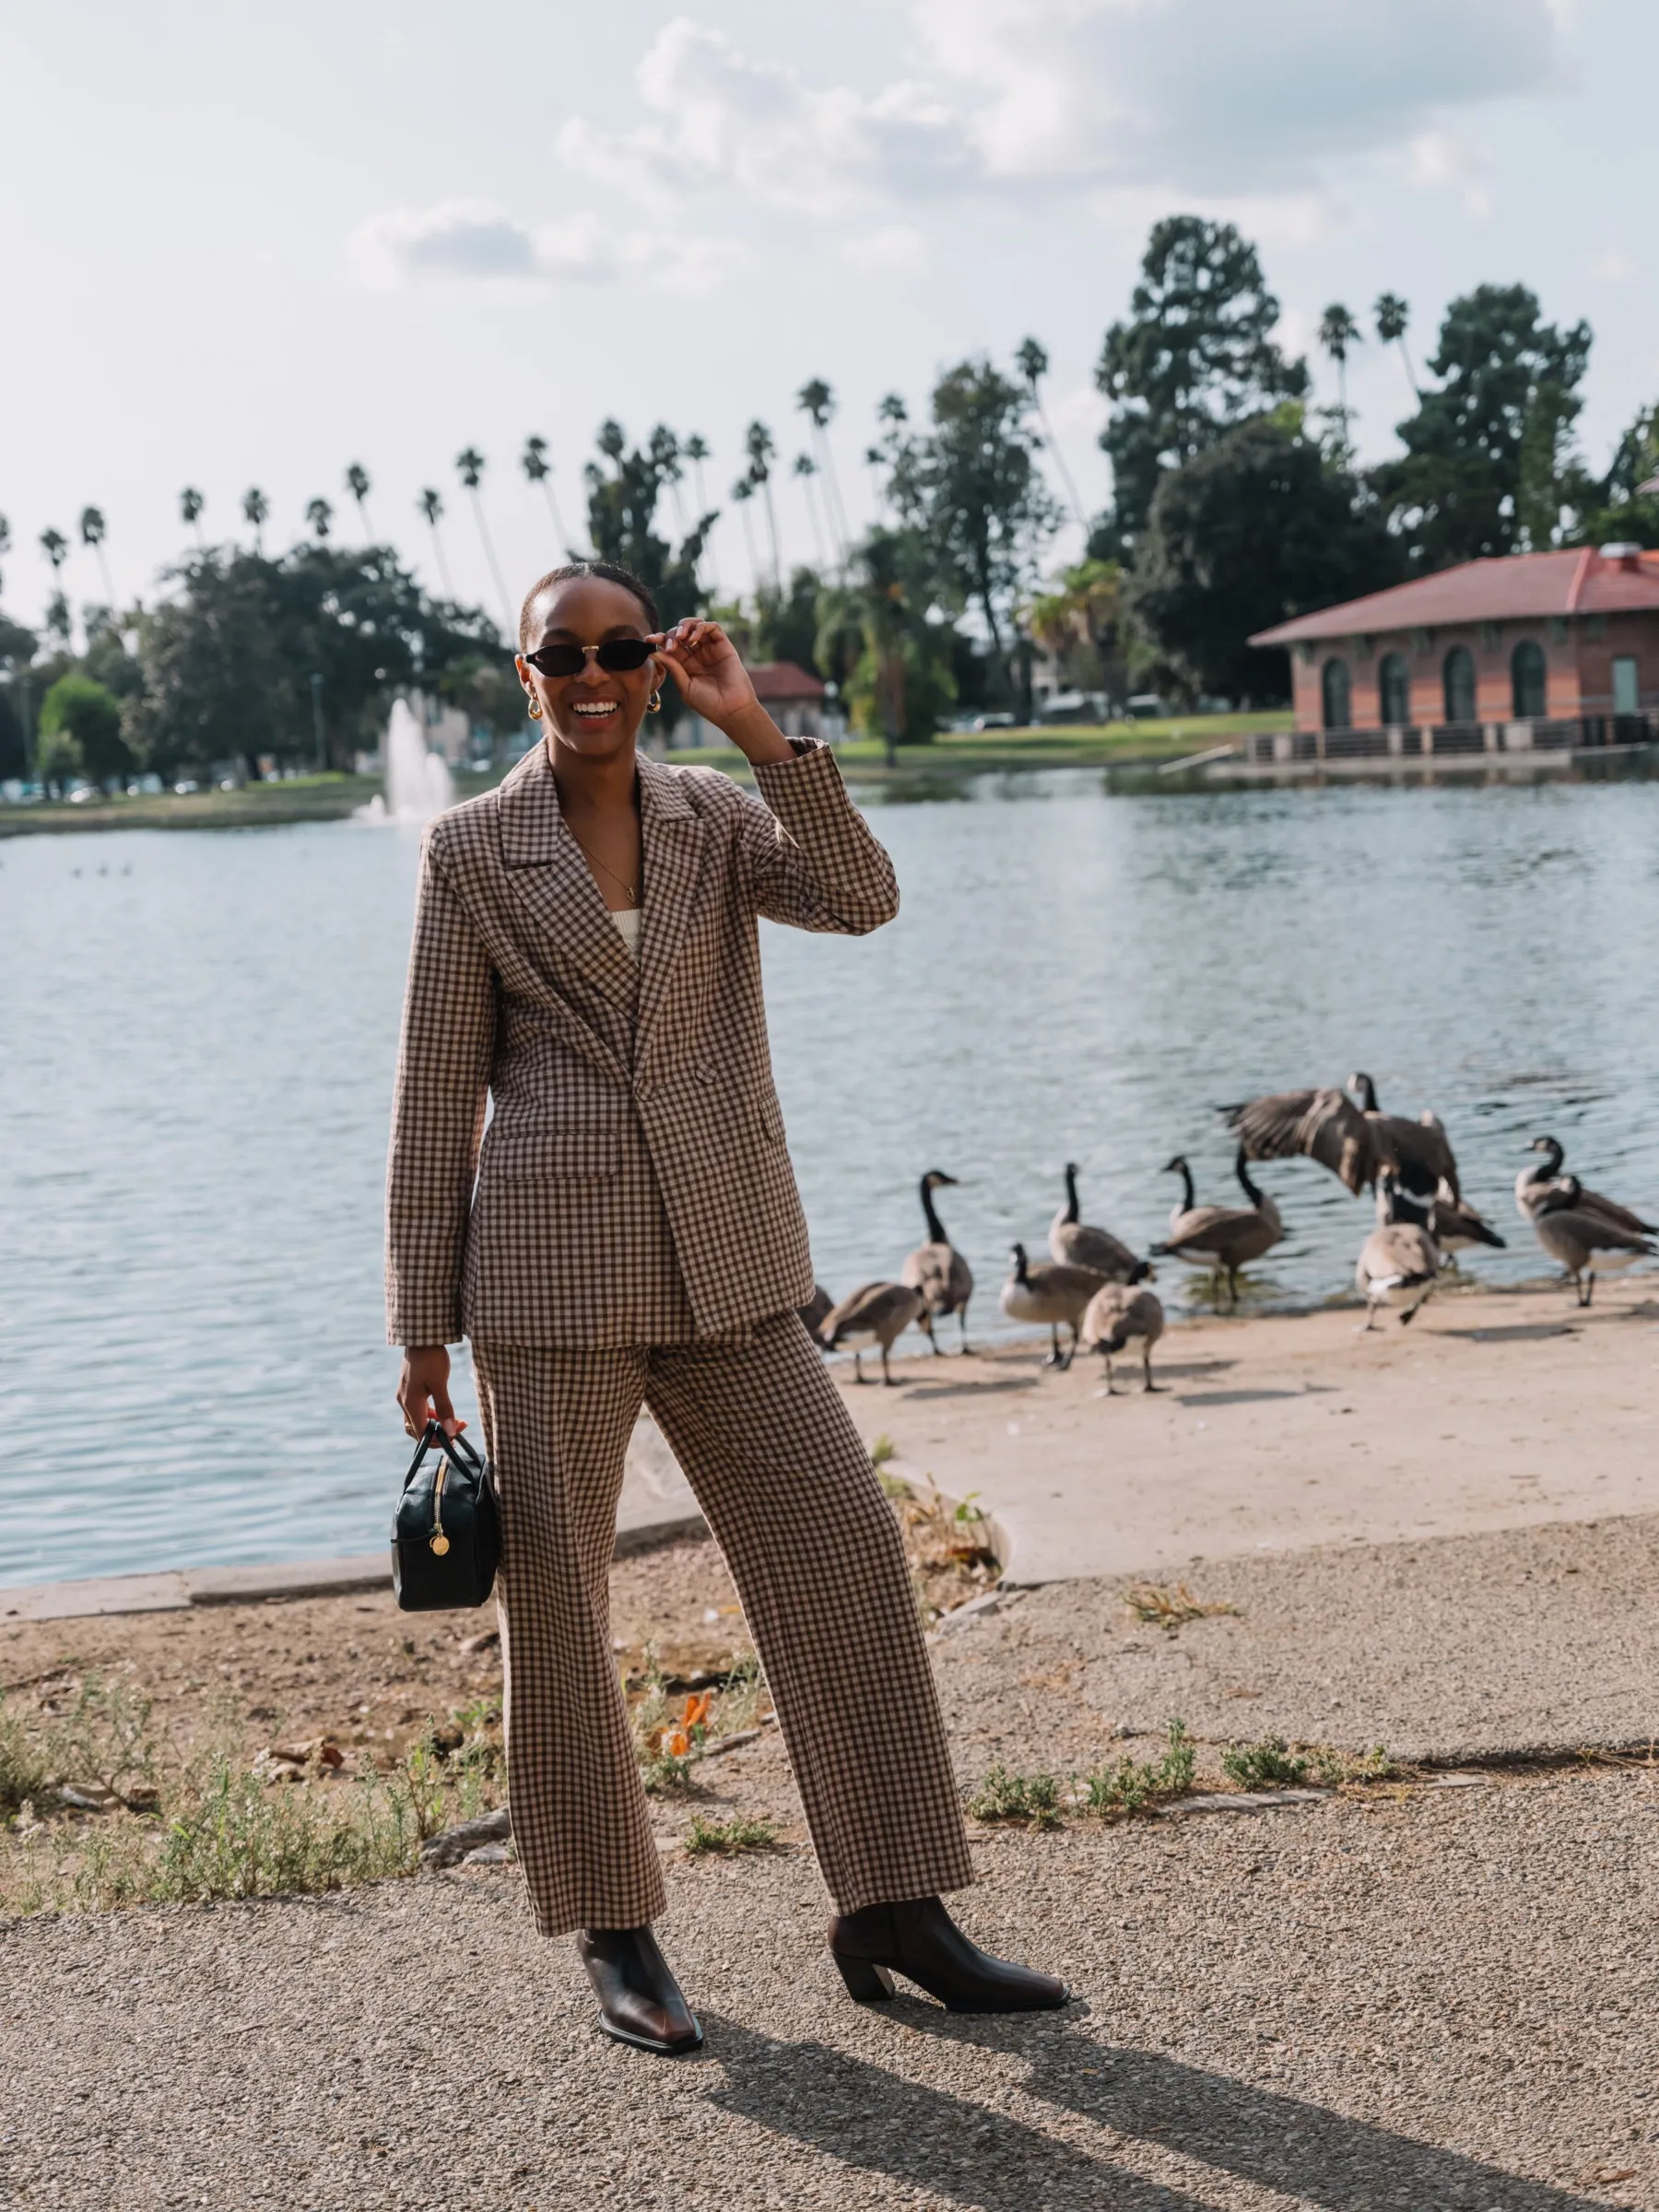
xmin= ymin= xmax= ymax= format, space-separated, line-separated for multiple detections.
xmin=400 ymin=1419 xmax=486 ymax=1494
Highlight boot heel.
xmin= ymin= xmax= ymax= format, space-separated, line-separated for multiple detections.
xmin=832 ymin=1950 xmax=896 ymax=2003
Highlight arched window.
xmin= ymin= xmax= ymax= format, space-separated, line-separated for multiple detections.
xmin=1321 ymin=657 xmax=1351 ymax=731
xmin=1379 ymin=651 xmax=1410 ymax=728
xmin=1442 ymin=646 xmax=1477 ymax=725
xmin=1511 ymin=639 xmax=1547 ymax=720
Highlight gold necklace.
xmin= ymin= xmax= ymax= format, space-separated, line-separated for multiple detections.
xmin=570 ymin=833 xmax=640 ymax=907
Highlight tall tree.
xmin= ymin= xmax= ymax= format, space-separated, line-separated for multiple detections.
xmin=884 ymin=356 xmax=1061 ymax=696
xmin=1571 ymin=400 xmax=1659 ymax=550
xmin=1317 ymin=303 xmax=1360 ymax=462
xmin=582 ymin=420 xmax=713 ymax=688
xmin=417 ymin=488 xmax=454 ymax=596
xmin=792 ymin=453 xmax=830 ymax=570
xmin=180 ymin=487 xmax=206 ymax=549
xmin=743 ymin=421 xmax=782 ymax=587
xmin=1373 ymin=292 xmax=1418 ymax=398
xmin=1373 ymin=284 xmax=1593 ymax=569
xmin=305 ymin=498 xmax=334 ymax=541
xmin=1125 ymin=416 xmax=1401 ymax=705
xmin=0 ymin=511 xmax=9 ymax=597
xmin=40 ymin=528 xmax=69 ymax=642
xmin=78 ymin=507 xmax=115 ymax=606
xmin=455 ymin=447 xmax=512 ymax=631
xmin=1026 ymin=559 xmax=1125 ymax=702
xmin=730 ymin=475 xmax=761 ymax=588
xmin=795 ymin=379 xmax=849 ymax=561
xmin=241 ymin=488 xmax=269 ymax=554
xmin=1015 ymin=336 xmax=1087 ymax=530
xmin=1095 ymin=215 xmax=1309 ymax=547
xmin=683 ymin=434 xmax=716 ymax=586
xmin=345 ymin=463 xmax=374 ymax=541
xmin=522 ymin=435 xmax=574 ymax=558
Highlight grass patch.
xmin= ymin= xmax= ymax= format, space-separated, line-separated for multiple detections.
xmin=1124 ymin=1582 xmax=1240 ymax=1633
xmin=1083 ymin=1720 xmax=1198 ymax=1817
xmin=683 ymin=1814 xmax=781 ymax=1857
xmin=966 ymin=1765 xmax=1064 ymax=1830
xmin=1220 ymin=1736 xmax=1400 ymax=1790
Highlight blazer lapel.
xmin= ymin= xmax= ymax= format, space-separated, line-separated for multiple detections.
xmin=635 ymin=755 xmax=706 ymax=1073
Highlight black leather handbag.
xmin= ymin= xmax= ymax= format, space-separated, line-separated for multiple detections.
xmin=392 ymin=1422 xmax=500 ymax=1611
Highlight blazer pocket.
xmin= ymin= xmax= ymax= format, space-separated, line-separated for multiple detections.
xmin=483 ymin=1124 xmax=619 ymax=1180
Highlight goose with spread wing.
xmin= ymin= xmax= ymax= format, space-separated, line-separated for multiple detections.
xmin=1347 ymin=1072 xmax=1460 ymax=1201
xmin=1218 ymin=1088 xmax=1390 ymax=1195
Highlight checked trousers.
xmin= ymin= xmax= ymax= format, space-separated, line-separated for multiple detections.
xmin=471 ymin=1313 xmax=975 ymax=1936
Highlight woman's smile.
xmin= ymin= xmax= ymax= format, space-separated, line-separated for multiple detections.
xmin=571 ymin=699 xmax=621 ymax=720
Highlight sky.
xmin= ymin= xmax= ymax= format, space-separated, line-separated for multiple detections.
xmin=1 ymin=0 xmax=1655 ymax=635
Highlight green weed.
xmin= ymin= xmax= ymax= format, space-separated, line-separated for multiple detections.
xmin=1221 ymin=1736 xmax=1312 ymax=1789
xmin=966 ymin=1765 xmax=1063 ymax=1830
xmin=1083 ymin=1720 xmax=1197 ymax=1817
xmin=683 ymin=1815 xmax=780 ymax=1857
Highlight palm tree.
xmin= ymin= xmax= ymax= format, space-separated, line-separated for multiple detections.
xmin=241 ymin=488 xmax=269 ymax=553
xmin=78 ymin=506 xmax=115 ymax=605
xmin=345 ymin=463 xmax=374 ymax=541
xmin=793 ymin=453 xmax=829 ymax=570
xmin=40 ymin=529 xmax=69 ymax=646
xmin=306 ymin=497 xmax=334 ymax=541
xmin=180 ymin=487 xmax=206 ymax=550
xmin=0 ymin=512 xmax=9 ymax=597
xmin=744 ymin=420 xmax=782 ymax=586
xmin=683 ymin=431 xmax=718 ymax=587
xmin=1015 ymin=336 xmax=1087 ymax=531
xmin=418 ymin=488 xmax=453 ymax=596
xmin=455 ymin=447 xmax=512 ymax=632
xmin=1373 ymin=292 xmax=1419 ymax=399
xmin=1318 ymin=303 xmax=1361 ymax=457
xmin=795 ymin=378 xmax=849 ymax=561
xmin=731 ymin=475 xmax=761 ymax=589
xmin=521 ymin=435 xmax=573 ymax=558
xmin=40 ymin=526 xmax=68 ymax=582
xmin=816 ymin=531 xmax=919 ymax=769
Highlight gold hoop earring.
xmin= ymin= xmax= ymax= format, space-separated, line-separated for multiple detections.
xmin=527 ymin=699 xmax=543 ymax=720
xmin=646 ymin=688 xmax=663 ymax=715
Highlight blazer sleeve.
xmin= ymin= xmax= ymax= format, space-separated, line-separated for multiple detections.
xmin=384 ymin=827 xmax=496 ymax=1346
xmin=741 ymin=738 xmax=900 ymax=935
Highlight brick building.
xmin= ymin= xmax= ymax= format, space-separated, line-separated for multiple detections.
xmin=1250 ymin=544 xmax=1659 ymax=752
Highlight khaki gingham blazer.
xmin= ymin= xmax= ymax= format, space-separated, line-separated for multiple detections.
xmin=385 ymin=737 xmax=898 ymax=1347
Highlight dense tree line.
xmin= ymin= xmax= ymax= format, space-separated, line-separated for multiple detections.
xmin=5 ymin=213 xmax=1658 ymax=780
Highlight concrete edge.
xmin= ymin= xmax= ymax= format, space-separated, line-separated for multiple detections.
xmin=3 ymin=1509 xmax=714 ymax=1622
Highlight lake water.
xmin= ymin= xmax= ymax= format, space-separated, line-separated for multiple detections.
xmin=6 ymin=765 xmax=1657 ymax=1585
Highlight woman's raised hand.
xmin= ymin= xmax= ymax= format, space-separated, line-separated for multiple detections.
xmin=650 ymin=619 xmax=788 ymax=762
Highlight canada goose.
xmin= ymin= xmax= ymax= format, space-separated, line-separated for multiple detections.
xmin=1530 ymin=1177 xmax=1654 ymax=1307
xmin=900 ymin=1170 xmax=974 ymax=1354
xmin=1079 ymin=1282 xmax=1165 ymax=1394
xmin=1515 ymin=1135 xmax=1654 ymax=1236
xmin=999 ymin=1243 xmax=1107 ymax=1369
xmin=1218 ymin=1088 xmax=1390 ymax=1194
xmin=796 ymin=1284 xmax=834 ymax=1345
xmin=1154 ymin=1150 xmax=1284 ymax=1308
xmin=1426 ymin=1183 xmax=1506 ymax=1253
xmin=1355 ymin=1171 xmax=1441 ymax=1328
xmin=1048 ymin=1161 xmax=1150 ymax=1282
xmin=820 ymin=1281 xmax=925 ymax=1384
xmin=1347 ymin=1072 xmax=1460 ymax=1201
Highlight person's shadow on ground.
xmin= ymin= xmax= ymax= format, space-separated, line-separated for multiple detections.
xmin=697 ymin=2008 xmax=1612 ymax=2211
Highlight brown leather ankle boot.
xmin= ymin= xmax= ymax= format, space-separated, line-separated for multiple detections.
xmin=578 ymin=1925 xmax=704 ymax=2055
xmin=829 ymin=1896 xmax=1069 ymax=2013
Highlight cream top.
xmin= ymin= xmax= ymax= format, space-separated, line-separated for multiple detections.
xmin=608 ymin=905 xmax=642 ymax=957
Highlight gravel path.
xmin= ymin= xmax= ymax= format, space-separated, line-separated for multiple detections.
xmin=6 ymin=1768 xmax=1655 ymax=2210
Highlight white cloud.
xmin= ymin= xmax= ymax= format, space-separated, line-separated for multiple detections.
xmin=841 ymin=225 xmax=926 ymax=270
xmin=347 ymin=197 xmax=739 ymax=294
xmin=1401 ymin=129 xmax=1496 ymax=218
xmin=1590 ymin=244 xmax=1638 ymax=285
xmin=562 ymin=2 xmax=1563 ymax=218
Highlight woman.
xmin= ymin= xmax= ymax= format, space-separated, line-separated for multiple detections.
xmin=388 ymin=561 xmax=1065 ymax=2055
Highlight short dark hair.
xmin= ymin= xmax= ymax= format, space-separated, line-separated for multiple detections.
xmin=518 ymin=561 xmax=659 ymax=648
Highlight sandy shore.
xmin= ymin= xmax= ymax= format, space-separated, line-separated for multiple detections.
xmin=838 ymin=1277 xmax=1659 ymax=1582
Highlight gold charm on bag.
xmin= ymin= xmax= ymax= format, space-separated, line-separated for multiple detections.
xmin=429 ymin=1455 xmax=451 ymax=1556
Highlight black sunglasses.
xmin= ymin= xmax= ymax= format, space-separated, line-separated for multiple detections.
xmin=522 ymin=639 xmax=654 ymax=678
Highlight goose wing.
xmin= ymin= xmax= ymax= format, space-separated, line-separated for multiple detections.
xmin=1378 ymin=1112 xmax=1459 ymax=1201
xmin=1050 ymin=1217 xmax=1144 ymax=1281
xmin=901 ymin=1241 xmax=973 ymax=1312
xmin=823 ymin=1280 xmax=922 ymax=1346
xmin=1429 ymin=1190 xmax=1505 ymax=1251
xmin=1359 ymin=1222 xmax=1439 ymax=1288
xmin=1578 ymin=1185 xmax=1657 ymax=1238
xmin=1221 ymin=1088 xmax=1386 ymax=1194
xmin=1535 ymin=1206 xmax=1653 ymax=1259
xmin=1157 ymin=1204 xmax=1255 ymax=1258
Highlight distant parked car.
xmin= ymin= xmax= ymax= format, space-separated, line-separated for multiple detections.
xmin=172 ymin=780 xmax=200 ymax=795
xmin=970 ymin=712 xmax=1016 ymax=730
xmin=1125 ymin=694 xmax=1166 ymax=720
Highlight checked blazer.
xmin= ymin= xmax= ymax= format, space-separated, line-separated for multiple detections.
xmin=386 ymin=736 xmax=898 ymax=1348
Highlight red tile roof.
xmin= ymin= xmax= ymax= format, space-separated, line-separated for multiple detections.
xmin=747 ymin=659 xmax=826 ymax=701
xmin=1250 ymin=547 xmax=1659 ymax=646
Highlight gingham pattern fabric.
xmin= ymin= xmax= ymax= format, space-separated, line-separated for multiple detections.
xmin=385 ymin=738 xmax=898 ymax=1348
xmin=474 ymin=1316 xmax=974 ymax=1935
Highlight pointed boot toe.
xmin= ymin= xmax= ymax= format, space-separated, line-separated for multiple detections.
xmin=579 ymin=1926 xmax=705 ymax=2057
